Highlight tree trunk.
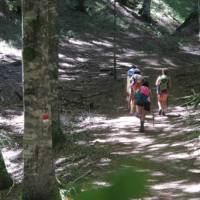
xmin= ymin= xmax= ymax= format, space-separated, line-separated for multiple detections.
xmin=139 ymin=0 xmax=152 ymax=22
xmin=198 ymin=0 xmax=200 ymax=40
xmin=76 ymin=0 xmax=86 ymax=12
xmin=0 ymin=151 xmax=13 ymax=190
xmin=173 ymin=11 xmax=198 ymax=36
xmin=22 ymin=0 xmax=61 ymax=199
xmin=48 ymin=0 xmax=65 ymax=146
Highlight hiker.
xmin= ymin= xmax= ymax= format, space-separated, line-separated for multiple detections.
xmin=135 ymin=80 xmax=151 ymax=132
xmin=155 ymin=68 xmax=171 ymax=116
xmin=126 ymin=65 xmax=141 ymax=113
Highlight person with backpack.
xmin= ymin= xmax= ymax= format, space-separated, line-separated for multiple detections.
xmin=135 ymin=80 xmax=151 ymax=132
xmin=126 ymin=65 xmax=141 ymax=113
xmin=155 ymin=68 xmax=171 ymax=116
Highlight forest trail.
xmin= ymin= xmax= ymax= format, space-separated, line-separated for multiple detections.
xmin=1 ymin=10 xmax=200 ymax=200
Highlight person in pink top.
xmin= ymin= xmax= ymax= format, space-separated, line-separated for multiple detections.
xmin=135 ymin=80 xmax=151 ymax=132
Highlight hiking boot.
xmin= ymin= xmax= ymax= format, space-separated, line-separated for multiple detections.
xmin=159 ymin=109 xmax=162 ymax=115
xmin=162 ymin=111 xmax=166 ymax=116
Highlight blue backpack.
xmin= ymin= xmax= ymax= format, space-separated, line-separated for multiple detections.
xmin=127 ymin=67 xmax=141 ymax=78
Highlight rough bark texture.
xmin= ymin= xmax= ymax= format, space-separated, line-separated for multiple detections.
xmin=173 ymin=11 xmax=199 ymax=36
xmin=139 ymin=0 xmax=152 ymax=22
xmin=48 ymin=0 xmax=64 ymax=146
xmin=22 ymin=0 xmax=61 ymax=199
xmin=76 ymin=0 xmax=86 ymax=12
xmin=0 ymin=152 xmax=13 ymax=190
xmin=199 ymin=0 xmax=200 ymax=40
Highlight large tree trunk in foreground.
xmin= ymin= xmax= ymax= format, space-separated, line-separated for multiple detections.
xmin=139 ymin=0 xmax=152 ymax=22
xmin=0 ymin=152 xmax=13 ymax=189
xmin=174 ymin=11 xmax=199 ymax=37
xmin=22 ymin=0 xmax=61 ymax=199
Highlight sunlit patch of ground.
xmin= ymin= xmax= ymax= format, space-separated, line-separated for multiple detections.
xmin=2 ymin=148 xmax=23 ymax=183
xmin=56 ymin=105 xmax=200 ymax=198
xmin=0 ymin=41 xmax=21 ymax=62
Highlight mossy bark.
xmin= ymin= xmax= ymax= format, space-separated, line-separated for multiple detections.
xmin=0 ymin=152 xmax=13 ymax=190
xmin=22 ymin=0 xmax=61 ymax=199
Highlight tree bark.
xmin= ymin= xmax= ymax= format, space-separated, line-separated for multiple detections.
xmin=76 ymin=0 xmax=86 ymax=12
xmin=198 ymin=0 xmax=200 ymax=40
xmin=0 ymin=151 xmax=13 ymax=190
xmin=48 ymin=0 xmax=64 ymax=147
xmin=22 ymin=0 xmax=61 ymax=199
xmin=173 ymin=11 xmax=198 ymax=36
xmin=139 ymin=0 xmax=152 ymax=22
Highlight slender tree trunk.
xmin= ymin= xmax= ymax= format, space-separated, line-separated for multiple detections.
xmin=22 ymin=0 xmax=61 ymax=199
xmin=76 ymin=0 xmax=86 ymax=12
xmin=173 ymin=11 xmax=198 ymax=36
xmin=198 ymin=0 xmax=200 ymax=40
xmin=139 ymin=0 xmax=152 ymax=22
xmin=113 ymin=0 xmax=117 ymax=80
xmin=0 ymin=151 xmax=13 ymax=190
xmin=48 ymin=0 xmax=64 ymax=146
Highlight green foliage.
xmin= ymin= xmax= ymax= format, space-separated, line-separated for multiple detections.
xmin=5 ymin=0 xmax=20 ymax=13
xmin=183 ymin=92 xmax=200 ymax=108
xmin=186 ymin=131 xmax=200 ymax=141
xmin=0 ymin=132 xmax=12 ymax=149
xmin=152 ymin=0 xmax=196 ymax=23
xmin=60 ymin=167 xmax=149 ymax=200
xmin=162 ymin=0 xmax=196 ymax=19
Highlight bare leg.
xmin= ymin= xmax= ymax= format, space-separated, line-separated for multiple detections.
xmin=158 ymin=100 xmax=162 ymax=115
xmin=141 ymin=108 xmax=146 ymax=122
xmin=162 ymin=99 xmax=168 ymax=114
xmin=136 ymin=104 xmax=141 ymax=117
xmin=138 ymin=106 xmax=145 ymax=132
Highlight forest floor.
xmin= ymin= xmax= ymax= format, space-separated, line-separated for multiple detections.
xmin=1 ymin=7 xmax=200 ymax=200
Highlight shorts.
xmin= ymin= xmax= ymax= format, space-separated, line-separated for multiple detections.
xmin=157 ymin=91 xmax=168 ymax=102
xmin=135 ymin=94 xmax=151 ymax=112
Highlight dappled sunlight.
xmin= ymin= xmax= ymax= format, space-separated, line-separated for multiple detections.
xmin=147 ymin=143 xmax=169 ymax=152
xmin=179 ymin=44 xmax=200 ymax=56
xmin=0 ymin=110 xmax=23 ymax=134
xmin=165 ymin=152 xmax=191 ymax=160
xmin=92 ymin=40 xmax=112 ymax=47
xmin=97 ymin=158 xmax=111 ymax=167
xmin=69 ymin=38 xmax=94 ymax=47
xmin=76 ymin=57 xmax=89 ymax=62
xmin=0 ymin=41 xmax=21 ymax=60
xmin=59 ymin=62 xmax=75 ymax=68
xmin=2 ymin=148 xmax=23 ymax=183
xmin=152 ymin=180 xmax=200 ymax=195
xmin=162 ymin=58 xmax=177 ymax=67
xmin=92 ymin=181 xmax=110 ymax=187
xmin=140 ymin=58 xmax=161 ymax=67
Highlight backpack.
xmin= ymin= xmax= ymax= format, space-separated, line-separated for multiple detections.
xmin=135 ymin=90 xmax=149 ymax=105
xmin=127 ymin=67 xmax=141 ymax=78
xmin=159 ymin=75 xmax=168 ymax=92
